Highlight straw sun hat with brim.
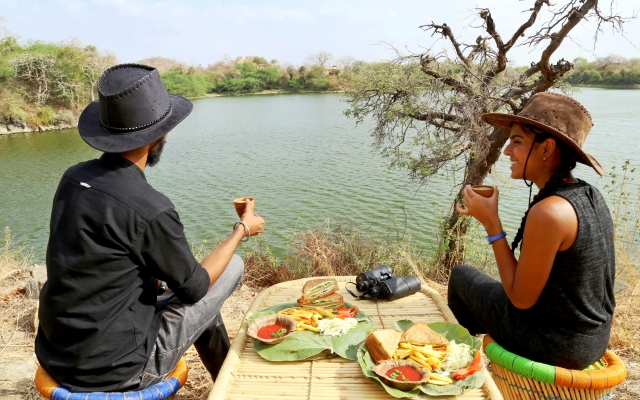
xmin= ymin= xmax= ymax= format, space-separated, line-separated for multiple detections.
xmin=78 ymin=63 xmax=193 ymax=153
xmin=481 ymin=92 xmax=604 ymax=176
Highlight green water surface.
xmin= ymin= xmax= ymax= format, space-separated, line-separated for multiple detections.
xmin=1 ymin=89 xmax=638 ymax=262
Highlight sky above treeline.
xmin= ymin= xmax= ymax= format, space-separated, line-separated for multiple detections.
xmin=1 ymin=0 xmax=639 ymax=67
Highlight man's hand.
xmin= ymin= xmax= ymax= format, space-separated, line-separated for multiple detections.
xmin=200 ymin=199 xmax=265 ymax=288
xmin=240 ymin=198 xmax=265 ymax=236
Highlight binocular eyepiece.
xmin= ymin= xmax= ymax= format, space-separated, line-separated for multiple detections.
xmin=353 ymin=264 xmax=421 ymax=300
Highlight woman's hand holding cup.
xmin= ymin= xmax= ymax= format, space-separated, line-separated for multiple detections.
xmin=456 ymin=185 xmax=501 ymax=230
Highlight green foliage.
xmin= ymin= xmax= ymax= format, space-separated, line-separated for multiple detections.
xmin=0 ymin=37 xmax=360 ymax=121
xmin=307 ymin=77 xmax=330 ymax=90
xmin=565 ymin=56 xmax=640 ymax=86
xmin=253 ymin=67 xmax=282 ymax=88
xmin=0 ymin=62 xmax=15 ymax=80
xmin=2 ymin=95 xmax=27 ymax=122
xmin=37 ymin=106 xmax=55 ymax=125
xmin=0 ymin=36 xmax=115 ymax=122
xmin=194 ymin=55 xmax=355 ymax=94
xmin=288 ymin=76 xmax=304 ymax=90
xmin=160 ymin=70 xmax=212 ymax=97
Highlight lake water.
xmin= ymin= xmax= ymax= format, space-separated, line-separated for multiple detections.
xmin=1 ymin=88 xmax=638 ymax=263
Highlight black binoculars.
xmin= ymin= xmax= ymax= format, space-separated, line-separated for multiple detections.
xmin=353 ymin=264 xmax=421 ymax=300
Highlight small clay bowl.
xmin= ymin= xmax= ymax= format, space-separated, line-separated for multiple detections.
xmin=247 ymin=314 xmax=297 ymax=344
xmin=233 ymin=197 xmax=255 ymax=218
xmin=372 ymin=359 xmax=432 ymax=391
xmin=471 ymin=185 xmax=494 ymax=198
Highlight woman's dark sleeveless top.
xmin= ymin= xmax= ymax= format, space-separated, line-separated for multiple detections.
xmin=521 ymin=179 xmax=616 ymax=368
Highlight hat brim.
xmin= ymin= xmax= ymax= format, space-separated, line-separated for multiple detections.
xmin=481 ymin=113 xmax=604 ymax=176
xmin=78 ymin=94 xmax=193 ymax=153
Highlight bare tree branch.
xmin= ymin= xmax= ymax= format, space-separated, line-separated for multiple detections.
xmin=409 ymin=110 xmax=464 ymax=124
xmin=538 ymin=0 xmax=597 ymax=86
xmin=420 ymin=23 xmax=468 ymax=65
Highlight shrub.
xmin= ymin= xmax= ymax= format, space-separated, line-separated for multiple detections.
xmin=253 ymin=67 xmax=282 ymax=89
xmin=288 ymin=76 xmax=304 ymax=91
xmin=307 ymin=77 xmax=330 ymax=91
xmin=37 ymin=106 xmax=56 ymax=125
xmin=241 ymin=220 xmax=434 ymax=289
xmin=2 ymin=95 xmax=27 ymax=122
xmin=215 ymin=77 xmax=265 ymax=93
xmin=160 ymin=70 xmax=211 ymax=97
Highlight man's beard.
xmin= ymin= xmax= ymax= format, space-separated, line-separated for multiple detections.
xmin=146 ymin=137 xmax=166 ymax=167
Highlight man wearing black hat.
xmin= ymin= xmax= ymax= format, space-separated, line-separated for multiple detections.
xmin=35 ymin=64 xmax=265 ymax=391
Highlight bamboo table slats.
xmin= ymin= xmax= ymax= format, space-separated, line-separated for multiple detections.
xmin=209 ymin=276 xmax=503 ymax=400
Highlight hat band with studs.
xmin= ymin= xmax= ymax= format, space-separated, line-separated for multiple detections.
xmin=99 ymin=101 xmax=172 ymax=134
xmin=519 ymin=111 xmax=581 ymax=145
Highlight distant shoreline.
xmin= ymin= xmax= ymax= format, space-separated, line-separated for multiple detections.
xmin=2 ymin=86 xmax=636 ymax=137
xmin=570 ymin=84 xmax=640 ymax=90
xmin=0 ymin=91 xmax=346 ymax=135
xmin=189 ymin=89 xmax=345 ymax=99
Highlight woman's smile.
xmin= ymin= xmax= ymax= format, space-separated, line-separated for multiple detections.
xmin=503 ymin=124 xmax=535 ymax=180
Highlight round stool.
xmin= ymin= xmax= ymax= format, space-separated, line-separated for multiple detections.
xmin=34 ymin=357 xmax=189 ymax=400
xmin=483 ymin=335 xmax=627 ymax=400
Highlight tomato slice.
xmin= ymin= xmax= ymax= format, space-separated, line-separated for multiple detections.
xmin=452 ymin=350 xmax=482 ymax=380
xmin=336 ymin=306 xmax=358 ymax=319
xmin=468 ymin=349 xmax=482 ymax=370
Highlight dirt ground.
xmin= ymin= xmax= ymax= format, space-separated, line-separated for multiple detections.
xmin=174 ymin=284 xmax=258 ymax=400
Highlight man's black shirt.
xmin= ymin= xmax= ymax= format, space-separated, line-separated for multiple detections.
xmin=35 ymin=153 xmax=210 ymax=391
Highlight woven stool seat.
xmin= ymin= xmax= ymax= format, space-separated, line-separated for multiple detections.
xmin=483 ymin=335 xmax=626 ymax=400
xmin=35 ymin=357 xmax=188 ymax=400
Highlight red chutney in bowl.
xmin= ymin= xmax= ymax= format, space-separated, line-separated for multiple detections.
xmin=257 ymin=323 xmax=290 ymax=340
xmin=386 ymin=366 xmax=422 ymax=382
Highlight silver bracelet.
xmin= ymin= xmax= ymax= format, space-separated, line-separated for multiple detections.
xmin=233 ymin=221 xmax=250 ymax=242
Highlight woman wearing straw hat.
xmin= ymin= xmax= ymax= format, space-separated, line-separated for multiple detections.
xmin=448 ymin=92 xmax=615 ymax=370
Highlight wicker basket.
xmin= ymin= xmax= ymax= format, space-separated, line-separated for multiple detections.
xmin=483 ymin=335 xmax=627 ymax=400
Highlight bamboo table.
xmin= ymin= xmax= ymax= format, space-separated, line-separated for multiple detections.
xmin=209 ymin=276 xmax=503 ymax=400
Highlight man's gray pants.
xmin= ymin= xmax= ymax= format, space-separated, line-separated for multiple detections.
xmin=131 ymin=254 xmax=244 ymax=388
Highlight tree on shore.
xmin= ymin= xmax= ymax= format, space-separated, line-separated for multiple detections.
xmin=306 ymin=51 xmax=334 ymax=67
xmin=344 ymin=0 xmax=631 ymax=273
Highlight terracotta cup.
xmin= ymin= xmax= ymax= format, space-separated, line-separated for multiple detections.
xmin=472 ymin=185 xmax=494 ymax=198
xmin=233 ymin=197 xmax=254 ymax=218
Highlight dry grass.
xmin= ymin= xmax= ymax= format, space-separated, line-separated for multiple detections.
xmin=241 ymin=220 xmax=436 ymax=289
xmin=0 ymin=228 xmax=39 ymax=399
xmin=607 ymin=161 xmax=640 ymax=360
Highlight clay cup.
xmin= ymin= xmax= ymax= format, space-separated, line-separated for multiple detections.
xmin=233 ymin=197 xmax=255 ymax=218
xmin=471 ymin=185 xmax=494 ymax=198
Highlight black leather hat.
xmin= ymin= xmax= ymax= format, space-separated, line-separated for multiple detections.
xmin=78 ymin=63 xmax=193 ymax=153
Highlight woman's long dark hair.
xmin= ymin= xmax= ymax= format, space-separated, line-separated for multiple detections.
xmin=510 ymin=124 xmax=578 ymax=252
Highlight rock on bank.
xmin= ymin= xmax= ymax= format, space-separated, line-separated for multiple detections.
xmin=0 ymin=119 xmax=76 ymax=135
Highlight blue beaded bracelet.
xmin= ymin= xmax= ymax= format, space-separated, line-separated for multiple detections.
xmin=486 ymin=231 xmax=507 ymax=244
